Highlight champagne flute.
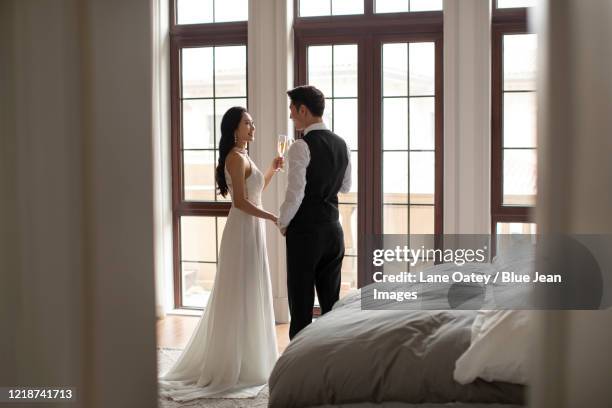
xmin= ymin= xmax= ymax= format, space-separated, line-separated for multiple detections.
xmin=276 ymin=134 xmax=289 ymax=172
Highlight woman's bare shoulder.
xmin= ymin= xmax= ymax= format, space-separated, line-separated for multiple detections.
xmin=226 ymin=149 xmax=246 ymax=167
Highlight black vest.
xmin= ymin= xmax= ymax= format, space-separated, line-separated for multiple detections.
xmin=289 ymin=129 xmax=349 ymax=230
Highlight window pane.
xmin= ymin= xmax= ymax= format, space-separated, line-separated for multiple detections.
xmin=323 ymin=98 xmax=333 ymax=130
xmin=376 ymin=0 xmax=409 ymax=13
xmin=340 ymin=256 xmax=358 ymax=299
xmin=339 ymin=204 xmax=358 ymax=256
xmin=300 ymin=0 xmax=331 ymax=17
xmin=214 ymin=46 xmax=247 ymax=98
xmin=184 ymin=150 xmax=216 ymax=201
xmin=503 ymin=149 xmax=537 ymax=206
xmin=383 ymin=43 xmax=408 ymax=97
xmin=383 ymin=98 xmax=408 ymax=150
xmin=182 ymin=100 xmax=215 ymax=149
xmin=339 ymin=151 xmax=358 ymax=203
xmin=177 ymin=0 xmax=213 ymax=24
xmin=332 ymin=0 xmax=364 ymax=15
xmin=503 ymin=92 xmax=537 ymax=148
xmin=308 ymin=46 xmax=333 ymax=97
xmin=384 ymin=205 xmax=409 ymax=234
xmin=410 ymin=97 xmax=435 ymax=150
xmin=504 ymin=34 xmax=537 ymax=91
xmin=496 ymin=222 xmax=537 ymax=234
xmin=409 ymin=42 xmax=435 ymax=96
xmin=410 ymin=152 xmax=435 ymax=204
xmin=333 ymin=45 xmax=358 ymax=97
xmin=214 ymin=0 xmax=248 ymax=22
xmin=181 ymin=216 xmax=217 ymax=262
xmin=334 ymin=99 xmax=358 ymax=149
xmin=215 ymin=97 xmax=248 ymax=138
xmin=497 ymin=0 xmax=536 ymax=8
xmin=383 ymin=151 xmax=409 ymax=204
xmin=410 ymin=205 xmax=434 ymax=234
xmin=182 ymin=47 xmax=213 ymax=98
xmin=410 ymin=0 xmax=443 ymax=11
xmin=182 ymin=262 xmax=216 ymax=307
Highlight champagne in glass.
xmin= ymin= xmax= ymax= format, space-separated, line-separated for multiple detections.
xmin=277 ymin=134 xmax=288 ymax=172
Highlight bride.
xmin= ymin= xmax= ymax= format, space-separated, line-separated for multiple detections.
xmin=159 ymin=106 xmax=282 ymax=401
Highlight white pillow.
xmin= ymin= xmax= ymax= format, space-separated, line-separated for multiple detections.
xmin=453 ymin=310 xmax=532 ymax=385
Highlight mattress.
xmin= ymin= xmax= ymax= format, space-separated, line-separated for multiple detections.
xmin=269 ymin=263 xmax=525 ymax=408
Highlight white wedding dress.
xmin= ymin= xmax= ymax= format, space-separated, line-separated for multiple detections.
xmin=159 ymin=157 xmax=278 ymax=401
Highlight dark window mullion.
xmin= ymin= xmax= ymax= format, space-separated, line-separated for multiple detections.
xmin=382 ymin=149 xmax=435 ymax=152
xmin=182 ymin=260 xmax=218 ymax=264
xmin=502 ymin=89 xmax=536 ymax=94
xmin=406 ymin=42 xmax=411 ymax=235
xmin=384 ymin=94 xmax=433 ymax=99
xmin=182 ymin=96 xmax=246 ymax=101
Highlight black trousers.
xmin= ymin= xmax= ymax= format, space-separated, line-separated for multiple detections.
xmin=286 ymin=221 xmax=344 ymax=339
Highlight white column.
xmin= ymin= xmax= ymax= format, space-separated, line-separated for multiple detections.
xmin=0 ymin=0 xmax=85 ymax=391
xmin=531 ymin=1 xmax=612 ymax=406
xmin=0 ymin=0 xmax=158 ymax=405
xmin=248 ymin=0 xmax=293 ymax=323
xmin=443 ymin=0 xmax=491 ymax=234
xmin=152 ymin=0 xmax=174 ymax=318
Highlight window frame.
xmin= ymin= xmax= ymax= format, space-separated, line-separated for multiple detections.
xmin=170 ymin=1 xmax=248 ymax=309
xmin=294 ymin=0 xmax=444 ymax=290
xmin=491 ymin=1 xmax=535 ymax=233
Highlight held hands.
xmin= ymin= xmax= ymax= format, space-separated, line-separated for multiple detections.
xmin=267 ymin=213 xmax=286 ymax=236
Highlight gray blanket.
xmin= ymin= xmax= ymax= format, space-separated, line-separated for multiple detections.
xmin=269 ymin=271 xmax=525 ymax=407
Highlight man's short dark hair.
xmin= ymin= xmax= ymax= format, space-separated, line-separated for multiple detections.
xmin=287 ymin=85 xmax=325 ymax=117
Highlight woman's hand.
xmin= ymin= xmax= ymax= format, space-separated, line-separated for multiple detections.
xmin=271 ymin=156 xmax=284 ymax=172
xmin=268 ymin=213 xmax=279 ymax=223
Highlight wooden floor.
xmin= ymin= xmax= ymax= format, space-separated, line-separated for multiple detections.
xmin=157 ymin=314 xmax=291 ymax=354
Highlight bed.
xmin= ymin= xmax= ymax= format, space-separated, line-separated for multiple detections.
xmin=268 ymin=259 xmax=530 ymax=408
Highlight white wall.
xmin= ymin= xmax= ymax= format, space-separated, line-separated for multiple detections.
xmin=531 ymin=0 xmax=612 ymax=406
xmin=82 ymin=0 xmax=158 ymax=405
xmin=0 ymin=0 xmax=85 ymax=393
xmin=0 ymin=0 xmax=158 ymax=406
xmin=444 ymin=0 xmax=492 ymax=235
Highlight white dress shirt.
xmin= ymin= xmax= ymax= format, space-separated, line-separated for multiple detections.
xmin=278 ymin=122 xmax=352 ymax=231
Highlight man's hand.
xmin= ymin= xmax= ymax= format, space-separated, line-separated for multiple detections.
xmin=275 ymin=220 xmax=287 ymax=236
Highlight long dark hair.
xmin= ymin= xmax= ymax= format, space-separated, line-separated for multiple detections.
xmin=216 ymin=106 xmax=247 ymax=197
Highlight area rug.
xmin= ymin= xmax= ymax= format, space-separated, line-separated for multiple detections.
xmin=157 ymin=348 xmax=269 ymax=408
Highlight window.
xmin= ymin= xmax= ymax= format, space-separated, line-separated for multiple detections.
xmin=171 ymin=2 xmax=247 ymax=309
xmin=375 ymin=0 xmax=442 ymax=13
xmin=299 ymin=0 xmax=365 ymax=17
xmin=297 ymin=0 xmax=442 ymax=17
xmin=496 ymin=0 xmax=536 ymax=9
xmin=295 ymin=0 xmax=443 ymax=294
xmin=382 ymin=42 xmax=437 ymax=236
xmin=491 ymin=1 xmax=537 ymax=234
xmin=176 ymin=0 xmax=248 ymax=25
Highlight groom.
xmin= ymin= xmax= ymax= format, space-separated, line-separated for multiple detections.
xmin=277 ymin=85 xmax=352 ymax=339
